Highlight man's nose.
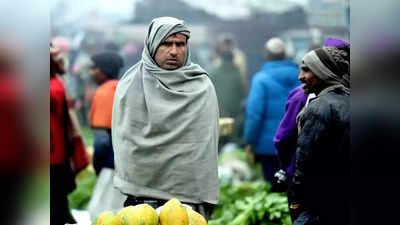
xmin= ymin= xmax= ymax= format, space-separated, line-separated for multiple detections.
xmin=298 ymin=71 xmax=304 ymax=81
xmin=297 ymin=72 xmax=303 ymax=80
xmin=169 ymin=45 xmax=178 ymax=56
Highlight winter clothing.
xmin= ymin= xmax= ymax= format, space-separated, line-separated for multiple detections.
xmin=211 ymin=59 xmax=244 ymax=118
xmin=112 ymin=17 xmax=219 ymax=204
xmin=302 ymin=47 xmax=350 ymax=94
xmin=265 ymin=38 xmax=286 ymax=54
xmin=275 ymin=39 xmax=350 ymax=178
xmin=324 ymin=38 xmax=350 ymax=48
xmin=244 ymin=60 xmax=300 ymax=156
xmin=290 ymin=87 xmax=350 ymax=225
xmin=244 ymin=60 xmax=299 ymax=183
xmin=291 ymin=45 xmax=350 ymax=225
xmin=273 ymin=85 xmax=307 ymax=176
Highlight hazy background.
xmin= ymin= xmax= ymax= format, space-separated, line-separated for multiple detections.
xmin=5 ymin=0 xmax=400 ymax=224
xmin=50 ymin=0 xmax=350 ymax=78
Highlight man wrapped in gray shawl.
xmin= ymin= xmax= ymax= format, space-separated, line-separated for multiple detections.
xmin=111 ymin=17 xmax=219 ymax=206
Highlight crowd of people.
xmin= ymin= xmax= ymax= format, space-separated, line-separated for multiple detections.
xmin=50 ymin=16 xmax=350 ymax=225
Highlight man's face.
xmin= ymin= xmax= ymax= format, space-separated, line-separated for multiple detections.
xmin=90 ymin=64 xmax=106 ymax=84
xmin=52 ymin=54 xmax=66 ymax=75
xmin=154 ymin=33 xmax=187 ymax=70
xmin=298 ymin=66 xmax=322 ymax=94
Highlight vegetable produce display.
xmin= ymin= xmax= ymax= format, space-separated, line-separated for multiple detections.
xmin=209 ymin=181 xmax=291 ymax=225
xmin=74 ymin=128 xmax=291 ymax=225
xmin=211 ymin=149 xmax=291 ymax=225
xmin=92 ymin=198 xmax=207 ymax=225
xmin=68 ymin=168 xmax=97 ymax=210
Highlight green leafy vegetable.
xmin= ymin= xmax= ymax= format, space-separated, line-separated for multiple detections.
xmin=209 ymin=180 xmax=291 ymax=225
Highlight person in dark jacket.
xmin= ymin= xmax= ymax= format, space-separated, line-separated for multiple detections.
xmin=273 ymin=38 xmax=350 ymax=222
xmin=244 ymin=37 xmax=299 ymax=182
xmin=211 ymin=38 xmax=244 ymax=119
xmin=211 ymin=36 xmax=245 ymax=150
xmin=289 ymin=45 xmax=350 ymax=225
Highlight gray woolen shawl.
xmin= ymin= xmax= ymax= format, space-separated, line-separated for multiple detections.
xmin=111 ymin=17 xmax=220 ymax=204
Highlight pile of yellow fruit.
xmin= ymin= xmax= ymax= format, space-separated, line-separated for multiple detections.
xmin=93 ymin=198 xmax=207 ymax=225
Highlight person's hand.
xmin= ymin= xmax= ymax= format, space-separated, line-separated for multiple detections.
xmin=271 ymin=169 xmax=288 ymax=192
xmin=245 ymin=145 xmax=255 ymax=165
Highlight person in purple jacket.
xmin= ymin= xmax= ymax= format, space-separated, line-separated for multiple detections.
xmin=272 ymin=37 xmax=350 ymax=223
xmin=273 ymin=85 xmax=308 ymax=179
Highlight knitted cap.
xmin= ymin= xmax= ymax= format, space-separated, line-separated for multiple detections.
xmin=324 ymin=37 xmax=350 ymax=49
xmin=265 ymin=37 xmax=285 ymax=54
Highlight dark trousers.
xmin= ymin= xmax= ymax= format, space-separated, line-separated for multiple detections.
xmin=255 ymin=155 xmax=278 ymax=183
xmin=50 ymin=164 xmax=76 ymax=225
xmin=124 ymin=195 xmax=215 ymax=221
xmin=93 ymin=129 xmax=114 ymax=175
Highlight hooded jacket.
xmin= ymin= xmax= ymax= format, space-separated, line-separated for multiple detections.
xmin=244 ymin=60 xmax=299 ymax=155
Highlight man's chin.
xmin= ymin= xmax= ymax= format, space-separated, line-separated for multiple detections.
xmin=162 ymin=65 xmax=179 ymax=70
xmin=302 ymin=85 xmax=310 ymax=94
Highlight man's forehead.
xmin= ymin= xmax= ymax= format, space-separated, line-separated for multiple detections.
xmin=165 ymin=33 xmax=187 ymax=42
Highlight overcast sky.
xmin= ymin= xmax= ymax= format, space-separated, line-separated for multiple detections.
xmin=51 ymin=0 xmax=311 ymax=23
xmin=182 ymin=0 xmax=309 ymax=19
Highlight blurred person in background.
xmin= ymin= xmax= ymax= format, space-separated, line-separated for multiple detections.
xmin=70 ymin=39 xmax=99 ymax=127
xmin=50 ymin=44 xmax=89 ymax=225
xmin=244 ymin=37 xmax=299 ymax=183
xmin=273 ymin=38 xmax=349 ymax=222
xmin=210 ymin=35 xmax=245 ymax=150
xmin=52 ymin=36 xmax=83 ymax=121
xmin=0 ymin=38 xmax=40 ymax=223
xmin=111 ymin=17 xmax=219 ymax=220
xmin=289 ymin=45 xmax=350 ymax=225
xmin=89 ymin=52 xmax=124 ymax=175
xmin=212 ymin=33 xmax=248 ymax=93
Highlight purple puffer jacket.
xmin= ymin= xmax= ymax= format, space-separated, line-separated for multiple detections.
xmin=273 ymin=85 xmax=307 ymax=176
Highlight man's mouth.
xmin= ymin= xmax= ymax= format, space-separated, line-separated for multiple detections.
xmin=167 ymin=59 xmax=177 ymax=62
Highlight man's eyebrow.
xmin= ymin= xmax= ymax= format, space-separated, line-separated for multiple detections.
xmin=162 ymin=40 xmax=186 ymax=44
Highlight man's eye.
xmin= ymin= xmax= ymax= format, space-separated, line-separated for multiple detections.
xmin=301 ymin=67 xmax=310 ymax=72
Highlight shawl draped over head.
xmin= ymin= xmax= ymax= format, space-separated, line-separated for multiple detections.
xmin=301 ymin=46 xmax=350 ymax=95
xmin=111 ymin=17 xmax=219 ymax=204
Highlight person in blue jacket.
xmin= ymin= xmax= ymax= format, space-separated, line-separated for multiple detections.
xmin=244 ymin=37 xmax=299 ymax=182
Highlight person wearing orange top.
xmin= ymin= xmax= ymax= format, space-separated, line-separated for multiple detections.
xmin=89 ymin=52 xmax=124 ymax=175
